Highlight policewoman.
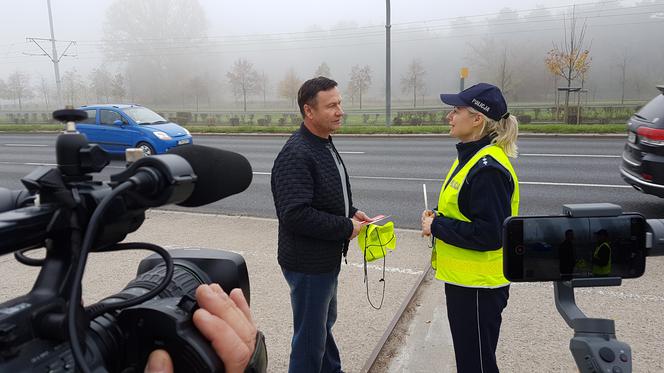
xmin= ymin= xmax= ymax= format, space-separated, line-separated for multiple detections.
xmin=592 ymin=229 xmax=612 ymax=276
xmin=421 ymin=83 xmax=519 ymax=373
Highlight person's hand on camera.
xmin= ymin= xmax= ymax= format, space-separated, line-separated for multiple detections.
xmin=145 ymin=284 xmax=257 ymax=373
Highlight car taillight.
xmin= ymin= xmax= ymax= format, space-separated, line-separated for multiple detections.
xmin=637 ymin=127 xmax=664 ymax=146
xmin=642 ymin=173 xmax=653 ymax=181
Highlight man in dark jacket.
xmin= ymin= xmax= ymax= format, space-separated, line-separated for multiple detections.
xmin=271 ymin=76 xmax=369 ymax=373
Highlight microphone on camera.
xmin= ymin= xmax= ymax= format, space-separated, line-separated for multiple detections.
xmin=168 ymin=144 xmax=253 ymax=207
xmin=111 ymin=145 xmax=252 ymax=208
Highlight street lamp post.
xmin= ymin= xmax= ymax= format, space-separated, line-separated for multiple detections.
xmin=47 ymin=0 xmax=63 ymax=108
xmin=386 ymin=0 xmax=392 ymax=127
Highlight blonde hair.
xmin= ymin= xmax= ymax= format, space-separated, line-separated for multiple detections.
xmin=467 ymin=107 xmax=519 ymax=158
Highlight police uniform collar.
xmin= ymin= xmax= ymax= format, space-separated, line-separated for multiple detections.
xmin=456 ymin=135 xmax=492 ymax=163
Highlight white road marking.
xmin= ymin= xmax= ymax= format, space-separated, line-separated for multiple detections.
xmin=522 ymin=153 xmax=620 ymax=158
xmin=0 ymin=161 xmax=124 ymax=169
xmin=520 ymin=181 xmax=632 ymax=189
xmin=0 ymin=165 xmax=633 ymax=189
xmin=4 ymin=144 xmax=49 ymax=147
xmin=347 ymin=262 xmax=424 ymax=275
xmin=25 ymin=162 xmax=56 ymax=166
xmin=252 ymin=172 xmax=630 ymax=189
xmin=337 ymin=152 xmax=621 ymax=158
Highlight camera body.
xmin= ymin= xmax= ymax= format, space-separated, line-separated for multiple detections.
xmin=0 ymin=109 xmax=253 ymax=372
xmin=0 ymin=249 xmax=249 ymax=373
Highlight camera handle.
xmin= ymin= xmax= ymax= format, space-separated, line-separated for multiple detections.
xmin=554 ymin=203 xmax=631 ymax=373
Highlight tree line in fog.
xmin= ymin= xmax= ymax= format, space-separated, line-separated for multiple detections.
xmin=1 ymin=0 xmax=663 ymax=111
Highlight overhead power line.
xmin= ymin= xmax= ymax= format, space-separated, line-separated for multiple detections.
xmin=1 ymin=1 xmax=662 ymax=64
xmin=72 ymin=1 xmax=661 ymax=46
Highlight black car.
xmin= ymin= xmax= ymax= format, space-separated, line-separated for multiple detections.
xmin=620 ymin=86 xmax=664 ymax=198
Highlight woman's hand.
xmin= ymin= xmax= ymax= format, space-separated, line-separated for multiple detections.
xmin=421 ymin=210 xmax=435 ymax=237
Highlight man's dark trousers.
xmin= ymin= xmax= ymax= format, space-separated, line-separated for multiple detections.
xmin=445 ymin=283 xmax=510 ymax=373
xmin=282 ymin=265 xmax=342 ymax=373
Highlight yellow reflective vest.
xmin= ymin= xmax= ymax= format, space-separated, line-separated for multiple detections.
xmin=592 ymin=242 xmax=612 ymax=276
xmin=432 ymin=144 xmax=519 ymax=288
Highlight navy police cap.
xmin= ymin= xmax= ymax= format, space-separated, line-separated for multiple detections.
xmin=440 ymin=83 xmax=509 ymax=121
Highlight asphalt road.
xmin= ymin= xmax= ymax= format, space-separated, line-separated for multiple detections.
xmin=1 ymin=133 xmax=662 ymax=226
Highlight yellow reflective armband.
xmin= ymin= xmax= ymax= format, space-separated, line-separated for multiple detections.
xmin=358 ymin=221 xmax=397 ymax=262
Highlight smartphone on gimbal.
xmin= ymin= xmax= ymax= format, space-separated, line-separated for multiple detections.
xmin=503 ymin=214 xmax=647 ymax=282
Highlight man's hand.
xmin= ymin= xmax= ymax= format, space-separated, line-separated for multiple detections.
xmin=145 ymin=349 xmax=171 ymax=373
xmin=421 ymin=210 xmax=435 ymax=237
xmin=145 ymin=284 xmax=257 ymax=373
xmin=349 ymin=218 xmax=362 ymax=240
xmin=348 ymin=210 xmax=371 ymax=240
xmin=193 ymin=284 xmax=256 ymax=373
xmin=353 ymin=210 xmax=372 ymax=224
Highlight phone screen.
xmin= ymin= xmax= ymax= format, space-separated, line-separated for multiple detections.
xmin=503 ymin=214 xmax=646 ymax=281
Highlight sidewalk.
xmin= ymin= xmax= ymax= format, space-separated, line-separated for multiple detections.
xmin=0 ymin=210 xmax=437 ymax=372
xmin=2 ymin=210 xmax=661 ymax=372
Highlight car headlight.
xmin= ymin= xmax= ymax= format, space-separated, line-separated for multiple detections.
xmin=153 ymin=131 xmax=172 ymax=140
xmin=183 ymin=128 xmax=191 ymax=136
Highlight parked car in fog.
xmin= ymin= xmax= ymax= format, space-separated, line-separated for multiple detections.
xmin=76 ymin=104 xmax=192 ymax=156
xmin=620 ymin=86 xmax=664 ymax=198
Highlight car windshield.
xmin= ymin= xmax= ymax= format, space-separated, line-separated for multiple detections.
xmin=636 ymin=94 xmax=664 ymax=124
xmin=122 ymin=107 xmax=167 ymax=125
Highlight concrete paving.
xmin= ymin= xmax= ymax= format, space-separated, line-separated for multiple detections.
xmin=0 ymin=210 xmax=432 ymax=373
xmin=2 ymin=210 xmax=663 ymax=372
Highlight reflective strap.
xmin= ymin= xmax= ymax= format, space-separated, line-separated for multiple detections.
xmin=438 ymin=253 xmax=504 ymax=275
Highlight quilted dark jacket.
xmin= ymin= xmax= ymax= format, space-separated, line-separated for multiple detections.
xmin=271 ymin=123 xmax=357 ymax=273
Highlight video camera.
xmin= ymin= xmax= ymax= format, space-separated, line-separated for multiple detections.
xmin=502 ymin=203 xmax=664 ymax=373
xmin=0 ymin=109 xmax=253 ymax=372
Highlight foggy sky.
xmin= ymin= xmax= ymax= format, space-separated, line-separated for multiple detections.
xmin=0 ymin=0 xmax=590 ymax=77
xmin=1 ymin=0 xmax=661 ymax=109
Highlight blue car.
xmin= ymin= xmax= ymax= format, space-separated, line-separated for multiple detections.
xmin=75 ymin=104 xmax=192 ymax=156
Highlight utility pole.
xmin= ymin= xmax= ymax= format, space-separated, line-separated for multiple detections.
xmin=25 ymin=0 xmax=76 ymax=109
xmin=385 ymin=0 xmax=392 ymax=127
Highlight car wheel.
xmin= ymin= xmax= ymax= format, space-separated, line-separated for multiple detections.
xmin=137 ymin=142 xmax=156 ymax=156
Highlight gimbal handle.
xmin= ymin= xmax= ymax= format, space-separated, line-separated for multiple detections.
xmin=554 ymin=279 xmax=632 ymax=373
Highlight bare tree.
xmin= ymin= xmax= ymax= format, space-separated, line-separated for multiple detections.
xmin=466 ymin=39 xmax=518 ymax=98
xmin=61 ymin=69 xmax=84 ymax=106
xmin=615 ymin=54 xmax=629 ymax=104
xmin=188 ymin=76 xmax=209 ymax=111
xmin=256 ymin=71 xmax=269 ymax=108
xmin=0 ymin=78 xmax=7 ymax=105
xmin=314 ymin=62 xmax=331 ymax=78
xmin=348 ymin=65 xmax=372 ymax=109
xmin=344 ymin=85 xmax=356 ymax=107
xmin=90 ymin=67 xmax=113 ymax=103
xmin=226 ymin=58 xmax=259 ymax=112
xmin=103 ymin=0 xmax=209 ymax=105
xmin=401 ymin=59 xmax=427 ymax=108
xmin=36 ymin=76 xmax=51 ymax=109
xmin=7 ymin=71 xmax=32 ymax=111
xmin=544 ymin=6 xmax=591 ymax=123
xmin=110 ymin=73 xmax=126 ymax=102
xmin=278 ymin=69 xmax=301 ymax=108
